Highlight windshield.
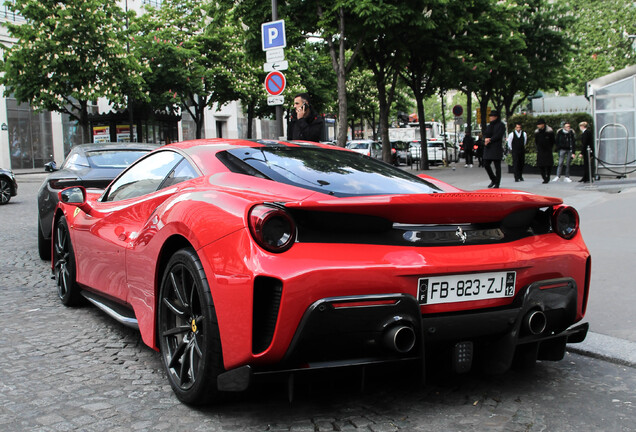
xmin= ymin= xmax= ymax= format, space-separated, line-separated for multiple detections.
xmin=346 ymin=142 xmax=370 ymax=150
xmin=219 ymin=146 xmax=441 ymax=197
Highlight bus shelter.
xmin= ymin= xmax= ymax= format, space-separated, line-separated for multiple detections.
xmin=587 ymin=65 xmax=636 ymax=179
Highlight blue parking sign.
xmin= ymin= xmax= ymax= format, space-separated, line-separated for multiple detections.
xmin=261 ymin=20 xmax=286 ymax=51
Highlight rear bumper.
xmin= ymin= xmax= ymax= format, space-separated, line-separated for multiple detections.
xmin=216 ymin=277 xmax=588 ymax=391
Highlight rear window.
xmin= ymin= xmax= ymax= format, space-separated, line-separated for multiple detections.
xmin=218 ymin=146 xmax=440 ymax=197
xmin=85 ymin=150 xmax=149 ymax=168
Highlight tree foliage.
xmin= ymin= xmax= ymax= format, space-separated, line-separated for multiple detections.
xmin=565 ymin=0 xmax=636 ymax=93
xmin=0 ymin=0 xmax=143 ymax=142
xmin=132 ymin=0 xmax=239 ymax=138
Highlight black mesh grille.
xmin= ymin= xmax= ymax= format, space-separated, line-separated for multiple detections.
xmin=252 ymin=276 xmax=283 ymax=354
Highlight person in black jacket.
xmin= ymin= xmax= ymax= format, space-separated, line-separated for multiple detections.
xmin=579 ymin=121 xmax=594 ymax=182
xmin=287 ymin=93 xmax=324 ymax=142
xmin=553 ymin=121 xmax=576 ymax=182
xmin=535 ymin=118 xmax=555 ymax=183
xmin=483 ymin=110 xmax=506 ymax=188
xmin=462 ymin=129 xmax=474 ymax=167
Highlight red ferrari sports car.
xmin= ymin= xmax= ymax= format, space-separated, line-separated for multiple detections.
xmin=53 ymin=138 xmax=590 ymax=404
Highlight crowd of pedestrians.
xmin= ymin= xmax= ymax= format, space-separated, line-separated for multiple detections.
xmin=460 ymin=115 xmax=595 ymax=187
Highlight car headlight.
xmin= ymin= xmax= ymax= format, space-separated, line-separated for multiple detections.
xmin=248 ymin=204 xmax=296 ymax=253
xmin=552 ymin=206 xmax=579 ymax=240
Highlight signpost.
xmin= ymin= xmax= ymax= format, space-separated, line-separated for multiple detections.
xmin=263 ymin=60 xmax=289 ymax=72
xmin=261 ymin=19 xmax=287 ymax=109
xmin=261 ymin=20 xmax=286 ymax=51
xmin=262 ymin=13 xmax=287 ymax=135
xmin=264 ymin=71 xmax=286 ymax=96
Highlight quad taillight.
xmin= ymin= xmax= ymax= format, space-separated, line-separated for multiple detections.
xmin=248 ymin=204 xmax=296 ymax=253
xmin=552 ymin=206 xmax=579 ymax=240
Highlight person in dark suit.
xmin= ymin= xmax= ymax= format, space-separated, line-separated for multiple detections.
xmin=579 ymin=121 xmax=594 ymax=182
xmin=287 ymin=93 xmax=324 ymax=142
xmin=507 ymin=122 xmax=527 ymax=182
xmin=534 ymin=118 xmax=555 ymax=184
xmin=483 ymin=110 xmax=506 ymax=188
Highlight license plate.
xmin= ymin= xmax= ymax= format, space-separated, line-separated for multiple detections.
xmin=418 ymin=271 xmax=516 ymax=305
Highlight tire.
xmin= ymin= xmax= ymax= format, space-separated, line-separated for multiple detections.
xmin=0 ymin=178 xmax=11 ymax=204
xmin=38 ymin=218 xmax=52 ymax=260
xmin=158 ymin=248 xmax=225 ymax=405
xmin=53 ymin=216 xmax=82 ymax=306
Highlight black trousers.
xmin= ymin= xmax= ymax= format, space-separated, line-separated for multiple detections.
xmin=512 ymin=151 xmax=525 ymax=180
xmin=465 ymin=149 xmax=473 ymax=165
xmin=539 ymin=166 xmax=552 ymax=183
xmin=484 ymin=159 xmax=501 ymax=186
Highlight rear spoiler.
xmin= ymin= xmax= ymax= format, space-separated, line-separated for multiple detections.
xmin=283 ymin=191 xmax=563 ymax=224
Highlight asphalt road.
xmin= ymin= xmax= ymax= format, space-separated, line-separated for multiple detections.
xmin=1 ymin=169 xmax=635 ymax=431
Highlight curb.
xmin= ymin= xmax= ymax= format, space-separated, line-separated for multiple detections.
xmin=568 ymin=331 xmax=636 ymax=368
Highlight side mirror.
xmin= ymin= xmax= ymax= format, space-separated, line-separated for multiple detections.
xmin=44 ymin=161 xmax=57 ymax=172
xmin=59 ymin=186 xmax=86 ymax=205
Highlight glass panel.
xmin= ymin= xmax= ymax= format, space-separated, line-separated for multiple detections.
xmin=221 ymin=146 xmax=441 ymax=197
xmin=596 ymin=112 xmax=636 ymax=166
xmin=106 ymin=151 xmax=182 ymax=202
xmin=6 ymin=97 xmax=53 ymax=169
xmin=596 ymin=78 xmax=635 ymax=111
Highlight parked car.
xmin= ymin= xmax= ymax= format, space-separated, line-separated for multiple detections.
xmin=390 ymin=140 xmax=412 ymax=165
xmin=0 ymin=167 xmax=18 ymax=205
xmin=346 ymin=139 xmax=382 ymax=159
xmin=52 ymin=138 xmax=590 ymax=405
xmin=37 ymin=142 xmax=158 ymax=260
xmin=409 ymin=140 xmax=446 ymax=165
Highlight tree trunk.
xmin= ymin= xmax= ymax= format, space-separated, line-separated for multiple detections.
xmin=246 ymin=104 xmax=254 ymax=139
xmin=416 ymin=96 xmax=429 ymax=170
xmin=465 ymin=89 xmax=472 ymax=136
xmin=79 ymin=100 xmax=90 ymax=143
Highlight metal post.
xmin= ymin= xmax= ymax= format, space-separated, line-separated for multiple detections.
xmin=587 ymin=145 xmax=593 ymax=183
xmin=125 ymin=0 xmax=134 ymax=142
xmin=272 ymin=0 xmax=283 ymax=139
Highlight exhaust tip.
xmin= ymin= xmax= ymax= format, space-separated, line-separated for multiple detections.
xmin=523 ymin=310 xmax=547 ymax=335
xmin=384 ymin=325 xmax=416 ymax=353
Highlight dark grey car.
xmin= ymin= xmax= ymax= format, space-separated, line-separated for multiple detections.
xmin=37 ymin=142 xmax=158 ymax=259
xmin=0 ymin=167 xmax=18 ymax=205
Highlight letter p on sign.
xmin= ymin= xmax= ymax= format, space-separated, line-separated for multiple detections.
xmin=261 ymin=20 xmax=286 ymax=51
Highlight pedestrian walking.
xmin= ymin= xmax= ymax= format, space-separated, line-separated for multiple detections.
xmin=534 ymin=118 xmax=555 ymax=184
xmin=579 ymin=121 xmax=594 ymax=183
xmin=483 ymin=110 xmax=506 ymax=188
xmin=507 ymin=122 xmax=527 ymax=182
xmin=553 ymin=121 xmax=576 ymax=182
xmin=462 ymin=129 xmax=474 ymax=167
xmin=287 ymin=93 xmax=324 ymax=142
xmin=475 ymin=133 xmax=484 ymax=167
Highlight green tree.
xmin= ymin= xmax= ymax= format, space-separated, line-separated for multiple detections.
xmin=359 ymin=0 xmax=423 ymax=163
xmin=566 ymin=0 xmax=636 ymax=93
xmin=491 ymin=0 xmax=574 ymax=119
xmin=134 ymin=0 xmax=238 ymax=139
xmin=0 ymin=0 xmax=144 ymax=142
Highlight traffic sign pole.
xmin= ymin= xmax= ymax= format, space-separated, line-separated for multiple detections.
xmin=272 ymin=1 xmax=283 ymax=138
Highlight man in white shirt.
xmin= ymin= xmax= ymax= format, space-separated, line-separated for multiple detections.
xmin=507 ymin=122 xmax=527 ymax=182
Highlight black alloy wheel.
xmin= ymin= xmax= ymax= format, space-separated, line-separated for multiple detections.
xmin=53 ymin=216 xmax=82 ymax=306
xmin=158 ymin=248 xmax=224 ymax=405
xmin=0 ymin=178 xmax=11 ymax=204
